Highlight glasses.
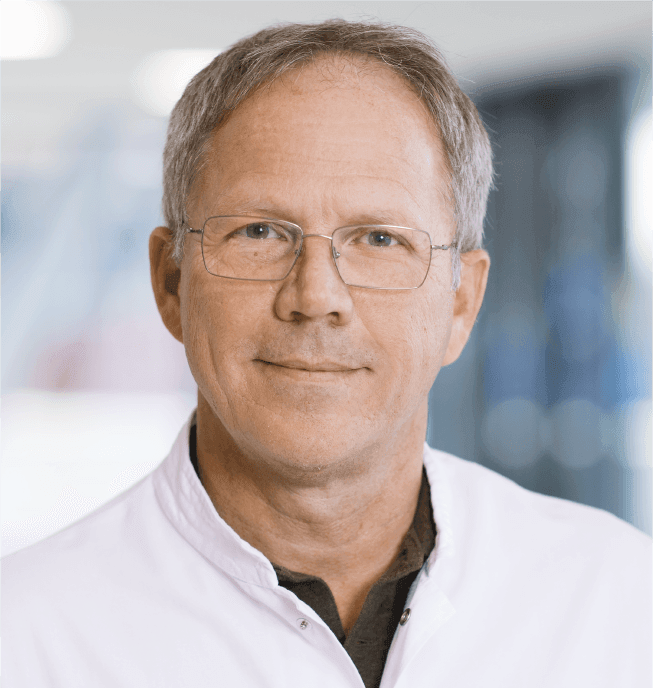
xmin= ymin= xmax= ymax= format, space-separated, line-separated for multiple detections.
xmin=186 ymin=216 xmax=453 ymax=290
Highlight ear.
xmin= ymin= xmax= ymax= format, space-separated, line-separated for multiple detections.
xmin=149 ymin=226 xmax=183 ymax=343
xmin=441 ymin=249 xmax=490 ymax=366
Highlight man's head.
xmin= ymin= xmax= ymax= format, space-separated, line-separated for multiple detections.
xmin=162 ymin=20 xmax=493 ymax=290
xmin=150 ymin=20 xmax=491 ymax=478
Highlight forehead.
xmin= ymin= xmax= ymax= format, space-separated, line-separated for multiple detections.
xmin=193 ymin=55 xmax=453 ymax=230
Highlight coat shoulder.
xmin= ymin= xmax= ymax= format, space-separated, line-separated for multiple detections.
xmin=424 ymin=444 xmax=651 ymax=566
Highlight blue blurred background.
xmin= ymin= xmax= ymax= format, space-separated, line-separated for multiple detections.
xmin=2 ymin=1 xmax=651 ymax=554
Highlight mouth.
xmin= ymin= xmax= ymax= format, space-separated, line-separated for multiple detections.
xmin=256 ymin=359 xmax=362 ymax=373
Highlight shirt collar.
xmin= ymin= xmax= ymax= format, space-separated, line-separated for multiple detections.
xmin=421 ymin=444 xmax=456 ymax=574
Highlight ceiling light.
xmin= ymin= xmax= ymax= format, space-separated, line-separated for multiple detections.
xmin=1 ymin=1 xmax=71 ymax=60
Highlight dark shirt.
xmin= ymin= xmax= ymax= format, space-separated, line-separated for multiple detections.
xmin=189 ymin=424 xmax=436 ymax=688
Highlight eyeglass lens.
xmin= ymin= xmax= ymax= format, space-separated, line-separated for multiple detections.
xmin=200 ymin=216 xmax=433 ymax=289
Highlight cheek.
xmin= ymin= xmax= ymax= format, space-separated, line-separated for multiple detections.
xmin=179 ymin=277 xmax=249 ymax=395
xmin=402 ymin=294 xmax=454 ymax=393
xmin=408 ymin=309 xmax=448 ymax=381
xmin=374 ymin=290 xmax=452 ymax=366
xmin=357 ymin=290 xmax=453 ymax=420
xmin=179 ymin=279 xmax=222 ymax=397
xmin=179 ymin=273 xmax=282 ymax=415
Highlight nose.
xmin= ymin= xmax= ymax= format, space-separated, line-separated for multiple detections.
xmin=273 ymin=234 xmax=354 ymax=324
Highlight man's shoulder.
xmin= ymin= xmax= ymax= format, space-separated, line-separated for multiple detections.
xmin=424 ymin=444 xmax=651 ymax=566
xmin=421 ymin=446 xmax=651 ymax=686
xmin=3 ymin=470 xmax=160 ymax=596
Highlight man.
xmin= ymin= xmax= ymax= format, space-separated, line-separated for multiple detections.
xmin=4 ymin=20 xmax=650 ymax=688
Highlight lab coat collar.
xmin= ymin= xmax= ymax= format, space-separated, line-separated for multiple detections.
xmin=153 ymin=414 xmax=278 ymax=588
xmin=152 ymin=413 xmax=458 ymax=596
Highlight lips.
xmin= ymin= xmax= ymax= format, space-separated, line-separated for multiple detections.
xmin=254 ymin=338 xmax=374 ymax=374
xmin=257 ymin=359 xmax=360 ymax=373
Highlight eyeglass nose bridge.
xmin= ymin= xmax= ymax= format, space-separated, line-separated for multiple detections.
xmin=293 ymin=233 xmax=341 ymax=261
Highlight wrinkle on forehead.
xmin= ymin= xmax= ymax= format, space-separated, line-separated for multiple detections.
xmin=197 ymin=171 xmax=445 ymax=237
xmin=192 ymin=53 xmax=454 ymax=232
xmin=269 ymin=54 xmax=450 ymax=174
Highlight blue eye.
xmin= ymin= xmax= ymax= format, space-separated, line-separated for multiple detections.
xmin=367 ymin=231 xmax=395 ymax=247
xmin=241 ymin=223 xmax=281 ymax=239
xmin=234 ymin=222 xmax=286 ymax=239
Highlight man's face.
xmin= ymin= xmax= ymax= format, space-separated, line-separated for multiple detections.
xmin=170 ymin=58 xmax=469 ymax=472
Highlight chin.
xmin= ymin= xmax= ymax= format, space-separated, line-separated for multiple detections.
xmin=232 ymin=415 xmax=381 ymax=481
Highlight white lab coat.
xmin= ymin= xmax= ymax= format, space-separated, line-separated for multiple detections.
xmin=3 ymin=415 xmax=651 ymax=687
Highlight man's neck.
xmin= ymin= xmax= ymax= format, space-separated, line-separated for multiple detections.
xmin=194 ymin=398 xmax=427 ymax=633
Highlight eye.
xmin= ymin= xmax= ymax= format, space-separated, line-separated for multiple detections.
xmin=235 ymin=222 xmax=286 ymax=240
xmin=365 ymin=230 xmax=399 ymax=247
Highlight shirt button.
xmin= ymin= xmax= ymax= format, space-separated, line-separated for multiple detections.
xmin=399 ymin=608 xmax=411 ymax=626
xmin=298 ymin=618 xmax=310 ymax=630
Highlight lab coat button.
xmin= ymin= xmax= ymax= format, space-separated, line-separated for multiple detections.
xmin=399 ymin=608 xmax=411 ymax=625
xmin=298 ymin=618 xmax=310 ymax=630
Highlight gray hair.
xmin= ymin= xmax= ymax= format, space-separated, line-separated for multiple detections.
xmin=162 ymin=19 xmax=493 ymax=289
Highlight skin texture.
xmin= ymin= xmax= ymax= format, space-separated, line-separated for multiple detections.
xmin=150 ymin=56 xmax=490 ymax=633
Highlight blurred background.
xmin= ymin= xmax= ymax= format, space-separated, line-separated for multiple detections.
xmin=2 ymin=1 xmax=651 ymax=555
